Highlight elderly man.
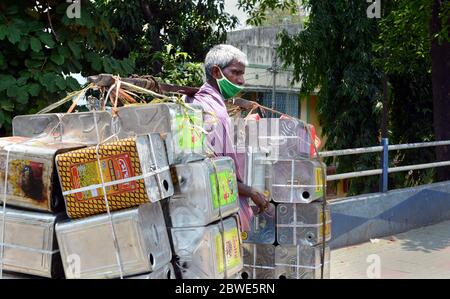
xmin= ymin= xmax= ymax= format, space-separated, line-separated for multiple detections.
xmin=186 ymin=44 xmax=269 ymax=231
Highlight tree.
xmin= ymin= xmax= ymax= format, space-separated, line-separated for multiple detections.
xmin=0 ymin=0 xmax=134 ymax=136
xmin=241 ymin=0 xmax=383 ymax=194
xmin=374 ymin=0 xmax=450 ymax=183
xmin=374 ymin=0 xmax=435 ymax=186
xmin=95 ymin=0 xmax=238 ymax=75
xmin=240 ymin=0 xmax=450 ymax=191
xmin=430 ymin=0 xmax=450 ymax=181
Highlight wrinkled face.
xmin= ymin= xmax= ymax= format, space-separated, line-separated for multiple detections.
xmin=213 ymin=60 xmax=246 ymax=85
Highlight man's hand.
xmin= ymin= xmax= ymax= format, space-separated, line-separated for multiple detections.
xmin=231 ymin=98 xmax=259 ymax=111
xmin=237 ymin=182 xmax=271 ymax=215
xmin=250 ymin=190 xmax=270 ymax=214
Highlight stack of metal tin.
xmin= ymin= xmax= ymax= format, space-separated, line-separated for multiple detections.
xmin=162 ymin=156 xmax=244 ymax=278
xmin=0 ymin=103 xmax=212 ymax=279
xmin=116 ymin=103 xmax=244 ymax=279
xmin=234 ymin=117 xmax=331 ymax=279
xmin=0 ymin=112 xmax=111 ymax=278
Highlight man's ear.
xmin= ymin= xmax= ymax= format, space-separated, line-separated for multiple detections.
xmin=211 ymin=65 xmax=223 ymax=80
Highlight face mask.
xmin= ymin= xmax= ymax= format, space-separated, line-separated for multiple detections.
xmin=216 ymin=68 xmax=244 ymax=99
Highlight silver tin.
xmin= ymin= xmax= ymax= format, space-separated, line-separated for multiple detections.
xmin=258 ymin=118 xmax=311 ymax=160
xmin=0 ymin=272 xmax=37 ymax=279
xmin=167 ymin=157 xmax=239 ymax=227
xmin=13 ymin=111 xmax=113 ymax=145
xmin=235 ymin=118 xmax=311 ymax=159
xmin=128 ymin=263 xmax=175 ymax=279
xmin=268 ymin=159 xmax=325 ymax=203
xmin=0 ymin=207 xmax=64 ymax=278
xmin=277 ymin=202 xmax=331 ymax=246
xmin=233 ymin=118 xmax=260 ymax=150
xmin=275 ymin=244 xmax=330 ymax=279
xmin=0 ymin=137 xmax=84 ymax=212
xmin=171 ymin=216 xmax=243 ymax=279
xmin=116 ymin=103 xmax=205 ymax=165
xmin=242 ymin=204 xmax=276 ymax=245
xmin=241 ymin=244 xmax=275 ymax=279
xmin=235 ymin=148 xmax=268 ymax=194
xmin=56 ymin=202 xmax=171 ymax=279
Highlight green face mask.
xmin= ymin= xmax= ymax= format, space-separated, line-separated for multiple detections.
xmin=216 ymin=68 xmax=244 ymax=99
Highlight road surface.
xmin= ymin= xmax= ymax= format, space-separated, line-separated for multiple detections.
xmin=331 ymin=220 xmax=450 ymax=279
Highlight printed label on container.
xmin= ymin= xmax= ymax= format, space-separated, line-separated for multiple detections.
xmin=70 ymin=153 xmax=137 ymax=201
xmin=215 ymin=227 xmax=241 ymax=274
xmin=8 ymin=160 xmax=45 ymax=201
xmin=315 ymin=167 xmax=323 ymax=197
xmin=175 ymin=113 xmax=203 ymax=151
xmin=319 ymin=210 xmax=331 ymax=238
xmin=210 ymin=169 xmax=238 ymax=209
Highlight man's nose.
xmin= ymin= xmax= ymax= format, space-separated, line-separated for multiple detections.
xmin=237 ymin=75 xmax=245 ymax=85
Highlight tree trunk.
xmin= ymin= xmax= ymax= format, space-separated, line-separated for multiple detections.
xmin=431 ymin=0 xmax=450 ymax=181
xmin=139 ymin=0 xmax=162 ymax=74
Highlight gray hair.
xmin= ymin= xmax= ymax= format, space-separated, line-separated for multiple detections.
xmin=204 ymin=44 xmax=248 ymax=81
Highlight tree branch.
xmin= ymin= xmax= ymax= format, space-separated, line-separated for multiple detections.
xmin=46 ymin=1 xmax=59 ymax=41
xmin=139 ymin=0 xmax=154 ymax=23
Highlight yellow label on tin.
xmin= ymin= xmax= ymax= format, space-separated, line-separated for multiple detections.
xmin=215 ymin=227 xmax=241 ymax=274
xmin=318 ymin=210 xmax=331 ymax=238
xmin=315 ymin=167 xmax=323 ymax=194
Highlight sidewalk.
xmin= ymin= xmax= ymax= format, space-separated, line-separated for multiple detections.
xmin=331 ymin=220 xmax=450 ymax=279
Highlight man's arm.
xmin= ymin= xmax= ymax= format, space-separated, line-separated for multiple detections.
xmin=230 ymin=98 xmax=259 ymax=111
xmin=237 ymin=181 xmax=269 ymax=214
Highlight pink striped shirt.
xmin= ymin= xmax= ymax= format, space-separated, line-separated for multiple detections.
xmin=186 ymin=82 xmax=254 ymax=231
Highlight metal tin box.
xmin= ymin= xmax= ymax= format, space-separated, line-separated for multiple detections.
xmin=13 ymin=111 xmax=113 ymax=145
xmin=242 ymin=204 xmax=276 ymax=245
xmin=128 ymin=263 xmax=175 ymax=279
xmin=56 ymin=202 xmax=172 ymax=279
xmin=171 ymin=216 xmax=243 ymax=279
xmin=236 ymin=118 xmax=312 ymax=159
xmin=56 ymin=133 xmax=173 ymax=219
xmin=259 ymin=118 xmax=311 ymax=160
xmin=241 ymin=244 xmax=275 ymax=279
xmin=0 ymin=137 xmax=84 ymax=212
xmin=277 ymin=202 xmax=331 ymax=246
xmin=268 ymin=159 xmax=325 ymax=203
xmin=275 ymin=244 xmax=330 ymax=279
xmin=235 ymin=148 xmax=268 ymax=194
xmin=116 ymin=103 xmax=205 ymax=165
xmin=166 ymin=157 xmax=239 ymax=227
xmin=0 ymin=272 xmax=39 ymax=279
xmin=0 ymin=207 xmax=64 ymax=278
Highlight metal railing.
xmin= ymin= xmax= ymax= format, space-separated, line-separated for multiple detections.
xmin=319 ymin=139 xmax=450 ymax=192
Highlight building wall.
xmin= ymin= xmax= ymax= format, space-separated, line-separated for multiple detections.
xmin=227 ymin=25 xmax=303 ymax=91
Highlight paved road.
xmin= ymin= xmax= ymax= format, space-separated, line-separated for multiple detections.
xmin=331 ymin=220 xmax=450 ymax=279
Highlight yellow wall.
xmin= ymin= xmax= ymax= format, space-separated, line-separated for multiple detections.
xmin=301 ymin=94 xmax=347 ymax=199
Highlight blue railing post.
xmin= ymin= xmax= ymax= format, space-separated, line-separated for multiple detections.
xmin=380 ymin=138 xmax=389 ymax=192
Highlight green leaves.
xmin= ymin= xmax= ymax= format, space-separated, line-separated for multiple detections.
xmin=6 ymin=26 xmax=21 ymax=44
xmin=29 ymin=37 xmax=42 ymax=52
xmin=50 ymin=51 xmax=65 ymax=65
xmin=0 ymin=25 xmax=7 ymax=40
xmin=6 ymin=84 xmax=29 ymax=104
xmin=27 ymin=83 xmax=41 ymax=97
xmin=66 ymin=77 xmax=81 ymax=91
xmin=0 ymin=75 xmax=16 ymax=92
xmin=37 ymin=32 xmax=56 ymax=48
xmin=68 ymin=41 xmax=82 ymax=59
xmin=18 ymin=37 xmax=29 ymax=51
